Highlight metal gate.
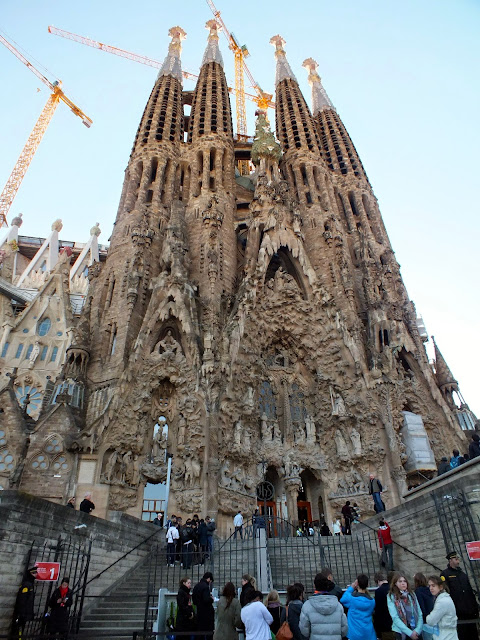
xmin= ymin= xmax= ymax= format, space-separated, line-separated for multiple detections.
xmin=12 ymin=535 xmax=91 ymax=638
xmin=433 ymin=487 xmax=480 ymax=594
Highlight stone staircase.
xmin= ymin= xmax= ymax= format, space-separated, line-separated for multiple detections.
xmin=268 ymin=529 xmax=381 ymax=592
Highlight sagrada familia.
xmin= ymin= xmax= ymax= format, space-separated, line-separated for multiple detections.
xmin=0 ymin=23 xmax=476 ymax=532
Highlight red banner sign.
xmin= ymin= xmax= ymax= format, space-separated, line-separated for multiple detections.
xmin=35 ymin=562 xmax=61 ymax=581
xmin=465 ymin=541 xmax=480 ymax=561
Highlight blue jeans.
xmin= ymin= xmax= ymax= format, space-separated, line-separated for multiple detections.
xmin=382 ymin=543 xmax=393 ymax=570
xmin=207 ymin=536 xmax=213 ymax=555
xmin=373 ymin=492 xmax=384 ymax=512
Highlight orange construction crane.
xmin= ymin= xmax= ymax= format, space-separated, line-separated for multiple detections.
xmin=47 ymin=26 xmax=272 ymax=110
xmin=0 ymin=34 xmax=92 ymax=227
xmin=205 ymin=0 xmax=273 ymax=131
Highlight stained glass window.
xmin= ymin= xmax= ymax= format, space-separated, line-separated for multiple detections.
xmin=259 ymin=381 xmax=277 ymax=419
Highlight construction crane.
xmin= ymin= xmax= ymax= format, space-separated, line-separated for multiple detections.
xmin=205 ymin=0 xmax=274 ymax=132
xmin=0 ymin=34 xmax=92 ymax=227
xmin=47 ymin=26 xmax=273 ymax=110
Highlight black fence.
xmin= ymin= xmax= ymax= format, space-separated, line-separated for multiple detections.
xmin=11 ymin=535 xmax=91 ymax=639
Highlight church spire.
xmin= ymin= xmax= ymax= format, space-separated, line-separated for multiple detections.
xmin=432 ymin=336 xmax=458 ymax=389
xmin=157 ymin=25 xmax=186 ymax=83
xmin=270 ymin=35 xmax=297 ymax=86
xmin=302 ymin=58 xmax=335 ymax=114
xmin=202 ymin=19 xmax=224 ymax=67
xmin=187 ymin=20 xmax=233 ymax=143
xmin=303 ymin=56 xmax=367 ymax=180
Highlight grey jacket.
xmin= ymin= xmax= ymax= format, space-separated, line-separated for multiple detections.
xmin=299 ymin=593 xmax=348 ymax=640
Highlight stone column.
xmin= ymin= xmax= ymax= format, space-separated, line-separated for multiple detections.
xmin=284 ymin=477 xmax=301 ymax=526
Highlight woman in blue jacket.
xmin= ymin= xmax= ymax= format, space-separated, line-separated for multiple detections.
xmin=387 ymin=572 xmax=423 ymax=639
xmin=340 ymin=575 xmax=376 ymax=640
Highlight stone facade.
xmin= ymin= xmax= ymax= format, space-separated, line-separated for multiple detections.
xmin=0 ymin=24 xmax=475 ymax=532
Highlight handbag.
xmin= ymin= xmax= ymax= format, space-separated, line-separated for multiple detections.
xmin=276 ymin=606 xmax=293 ymax=640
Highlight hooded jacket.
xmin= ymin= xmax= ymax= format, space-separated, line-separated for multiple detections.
xmin=299 ymin=593 xmax=348 ymax=640
xmin=426 ymin=591 xmax=458 ymax=640
xmin=340 ymin=587 xmax=376 ymax=640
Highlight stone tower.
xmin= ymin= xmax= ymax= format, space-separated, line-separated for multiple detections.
xmin=12 ymin=26 xmax=470 ymax=529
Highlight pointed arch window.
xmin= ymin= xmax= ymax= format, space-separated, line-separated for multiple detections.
xmin=289 ymin=383 xmax=307 ymax=423
xmin=15 ymin=344 xmax=24 ymax=359
xmin=258 ymin=381 xmax=277 ymax=419
xmin=25 ymin=345 xmax=33 ymax=360
xmin=40 ymin=346 xmax=48 ymax=361
xmin=50 ymin=346 xmax=59 ymax=362
xmin=1 ymin=342 xmax=9 ymax=358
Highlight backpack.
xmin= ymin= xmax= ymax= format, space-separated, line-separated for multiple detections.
xmin=276 ymin=606 xmax=293 ymax=640
xmin=450 ymin=456 xmax=461 ymax=469
xmin=181 ymin=526 xmax=193 ymax=542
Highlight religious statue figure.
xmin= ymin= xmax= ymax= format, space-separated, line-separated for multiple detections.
xmin=350 ymin=427 xmax=362 ymax=456
xmin=103 ymin=450 xmax=118 ymax=483
xmin=233 ymin=420 xmax=243 ymax=447
xmin=29 ymin=341 xmax=40 ymax=365
xmin=305 ymin=414 xmax=316 ymax=442
xmin=152 ymin=429 xmax=167 ymax=459
xmin=220 ymin=460 xmax=232 ymax=488
xmin=177 ymin=415 xmax=186 ymax=447
xmin=335 ymin=429 xmax=349 ymax=458
xmin=122 ymin=451 xmax=133 ymax=485
xmin=158 ymin=330 xmax=180 ymax=356
xmin=261 ymin=413 xmax=273 ymax=441
xmin=294 ymin=422 xmax=305 ymax=443
xmin=131 ymin=454 xmax=141 ymax=486
xmin=330 ymin=386 xmax=347 ymax=416
xmin=185 ymin=456 xmax=201 ymax=487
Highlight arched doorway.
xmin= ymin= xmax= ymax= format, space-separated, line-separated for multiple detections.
xmin=298 ymin=469 xmax=323 ymax=526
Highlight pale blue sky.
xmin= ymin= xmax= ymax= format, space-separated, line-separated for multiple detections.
xmin=1 ymin=0 xmax=479 ymax=418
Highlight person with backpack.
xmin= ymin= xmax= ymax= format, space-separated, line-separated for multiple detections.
xmin=450 ymin=450 xmax=462 ymax=470
xmin=166 ymin=521 xmax=179 ymax=567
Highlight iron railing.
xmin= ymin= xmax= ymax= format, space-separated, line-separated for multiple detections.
xmin=11 ymin=535 xmax=91 ymax=639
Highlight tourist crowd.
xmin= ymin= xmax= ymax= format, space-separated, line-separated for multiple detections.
xmin=437 ymin=436 xmax=480 ymax=476
xmin=170 ymin=550 xmax=478 ymax=640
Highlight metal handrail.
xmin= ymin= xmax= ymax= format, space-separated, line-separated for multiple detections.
xmin=356 ymin=519 xmax=443 ymax=572
xmin=84 ymin=526 xmax=164 ymax=588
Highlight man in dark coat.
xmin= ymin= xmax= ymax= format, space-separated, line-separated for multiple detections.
xmin=320 ymin=567 xmax=343 ymax=601
xmin=192 ymin=572 xmax=215 ymax=639
xmin=79 ymin=493 xmax=95 ymax=514
xmin=47 ymin=577 xmax=73 ymax=638
xmin=441 ymin=551 xmax=479 ymax=640
xmin=13 ymin=566 xmax=37 ymax=635
xmin=437 ymin=456 xmax=451 ymax=475
xmin=197 ymin=519 xmax=208 ymax=564
xmin=205 ymin=516 xmax=216 ymax=558
xmin=341 ymin=501 xmax=353 ymax=535
xmin=373 ymin=572 xmax=394 ymax=640
xmin=469 ymin=433 xmax=480 ymax=459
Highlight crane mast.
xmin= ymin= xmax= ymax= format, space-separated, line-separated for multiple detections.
xmin=0 ymin=33 xmax=92 ymax=226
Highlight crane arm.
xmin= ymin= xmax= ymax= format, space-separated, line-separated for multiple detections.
xmin=0 ymin=34 xmax=56 ymax=92
xmin=0 ymin=93 xmax=60 ymax=227
xmin=48 ymin=26 xmax=198 ymax=84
